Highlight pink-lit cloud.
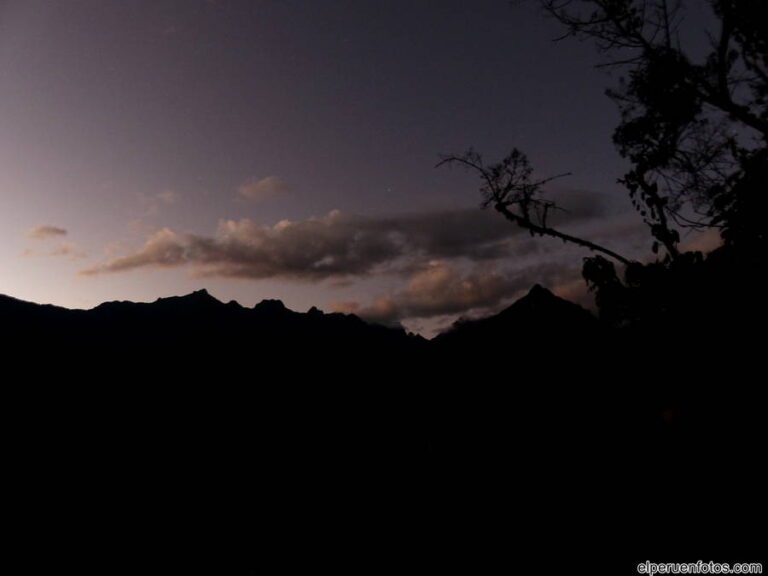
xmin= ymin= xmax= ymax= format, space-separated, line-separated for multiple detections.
xmin=80 ymin=208 xmax=535 ymax=279
xmin=238 ymin=176 xmax=289 ymax=202
xmin=332 ymin=261 xmax=544 ymax=324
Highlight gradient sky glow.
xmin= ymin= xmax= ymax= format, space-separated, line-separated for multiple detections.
xmin=0 ymin=0 xmax=715 ymax=335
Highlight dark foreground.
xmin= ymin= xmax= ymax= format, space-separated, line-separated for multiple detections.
xmin=2 ymin=285 xmax=764 ymax=571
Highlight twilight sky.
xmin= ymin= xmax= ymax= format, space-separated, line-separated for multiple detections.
xmin=0 ymin=0 xmax=714 ymax=335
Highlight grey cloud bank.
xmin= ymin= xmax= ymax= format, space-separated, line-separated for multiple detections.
xmin=81 ymin=208 xmax=532 ymax=279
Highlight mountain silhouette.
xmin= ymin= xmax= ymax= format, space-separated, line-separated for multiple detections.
xmin=4 ymin=287 xmax=423 ymax=358
xmin=434 ymin=284 xmax=598 ymax=350
xmin=2 ymin=285 xmax=761 ymax=561
xmin=2 ymin=285 xmax=590 ymax=347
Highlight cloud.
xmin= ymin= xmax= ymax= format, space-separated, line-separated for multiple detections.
xmin=551 ymin=277 xmax=594 ymax=310
xmin=333 ymin=299 xmax=400 ymax=325
xmin=331 ymin=261 xmax=537 ymax=324
xmin=21 ymin=241 xmax=86 ymax=260
xmin=547 ymin=188 xmax=609 ymax=223
xmin=27 ymin=225 xmax=68 ymax=240
xmin=80 ymin=208 xmax=542 ymax=279
xmin=238 ymin=176 xmax=289 ymax=202
xmin=49 ymin=242 xmax=87 ymax=260
xmin=136 ymin=190 xmax=180 ymax=222
xmin=331 ymin=256 xmax=592 ymax=325
xmin=81 ymin=228 xmax=185 ymax=275
xmin=679 ymin=228 xmax=722 ymax=254
xmin=156 ymin=190 xmax=178 ymax=205
xmin=79 ymin=196 xmax=618 ymax=332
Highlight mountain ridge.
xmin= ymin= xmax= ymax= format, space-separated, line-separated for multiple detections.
xmin=0 ymin=284 xmax=596 ymax=342
xmin=3 ymin=282 xmax=761 ymax=559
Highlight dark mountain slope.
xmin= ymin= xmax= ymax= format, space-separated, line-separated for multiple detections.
xmin=4 ymin=288 xmax=423 ymax=362
xmin=434 ymin=283 xmax=599 ymax=350
xmin=2 ymin=286 xmax=762 ymax=561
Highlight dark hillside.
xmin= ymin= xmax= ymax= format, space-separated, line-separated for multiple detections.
xmin=2 ymin=285 xmax=763 ymax=564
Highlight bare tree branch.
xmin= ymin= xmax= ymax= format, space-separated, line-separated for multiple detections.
xmin=438 ymin=149 xmax=632 ymax=266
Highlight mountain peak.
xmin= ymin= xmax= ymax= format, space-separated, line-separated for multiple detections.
xmin=155 ymin=289 xmax=222 ymax=307
xmin=253 ymin=299 xmax=288 ymax=315
xmin=527 ymin=283 xmax=554 ymax=298
xmin=434 ymin=283 xmax=597 ymax=346
xmin=497 ymin=283 xmax=589 ymax=321
xmin=184 ymin=288 xmax=216 ymax=300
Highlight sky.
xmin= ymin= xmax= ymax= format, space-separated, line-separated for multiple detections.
xmin=0 ymin=0 xmax=716 ymax=336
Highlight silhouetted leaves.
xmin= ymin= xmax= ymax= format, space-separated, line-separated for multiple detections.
xmin=544 ymin=0 xmax=768 ymax=257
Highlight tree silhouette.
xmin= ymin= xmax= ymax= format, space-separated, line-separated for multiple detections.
xmin=437 ymin=149 xmax=632 ymax=265
xmin=443 ymin=0 xmax=768 ymax=325
xmin=542 ymin=0 xmax=768 ymax=257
